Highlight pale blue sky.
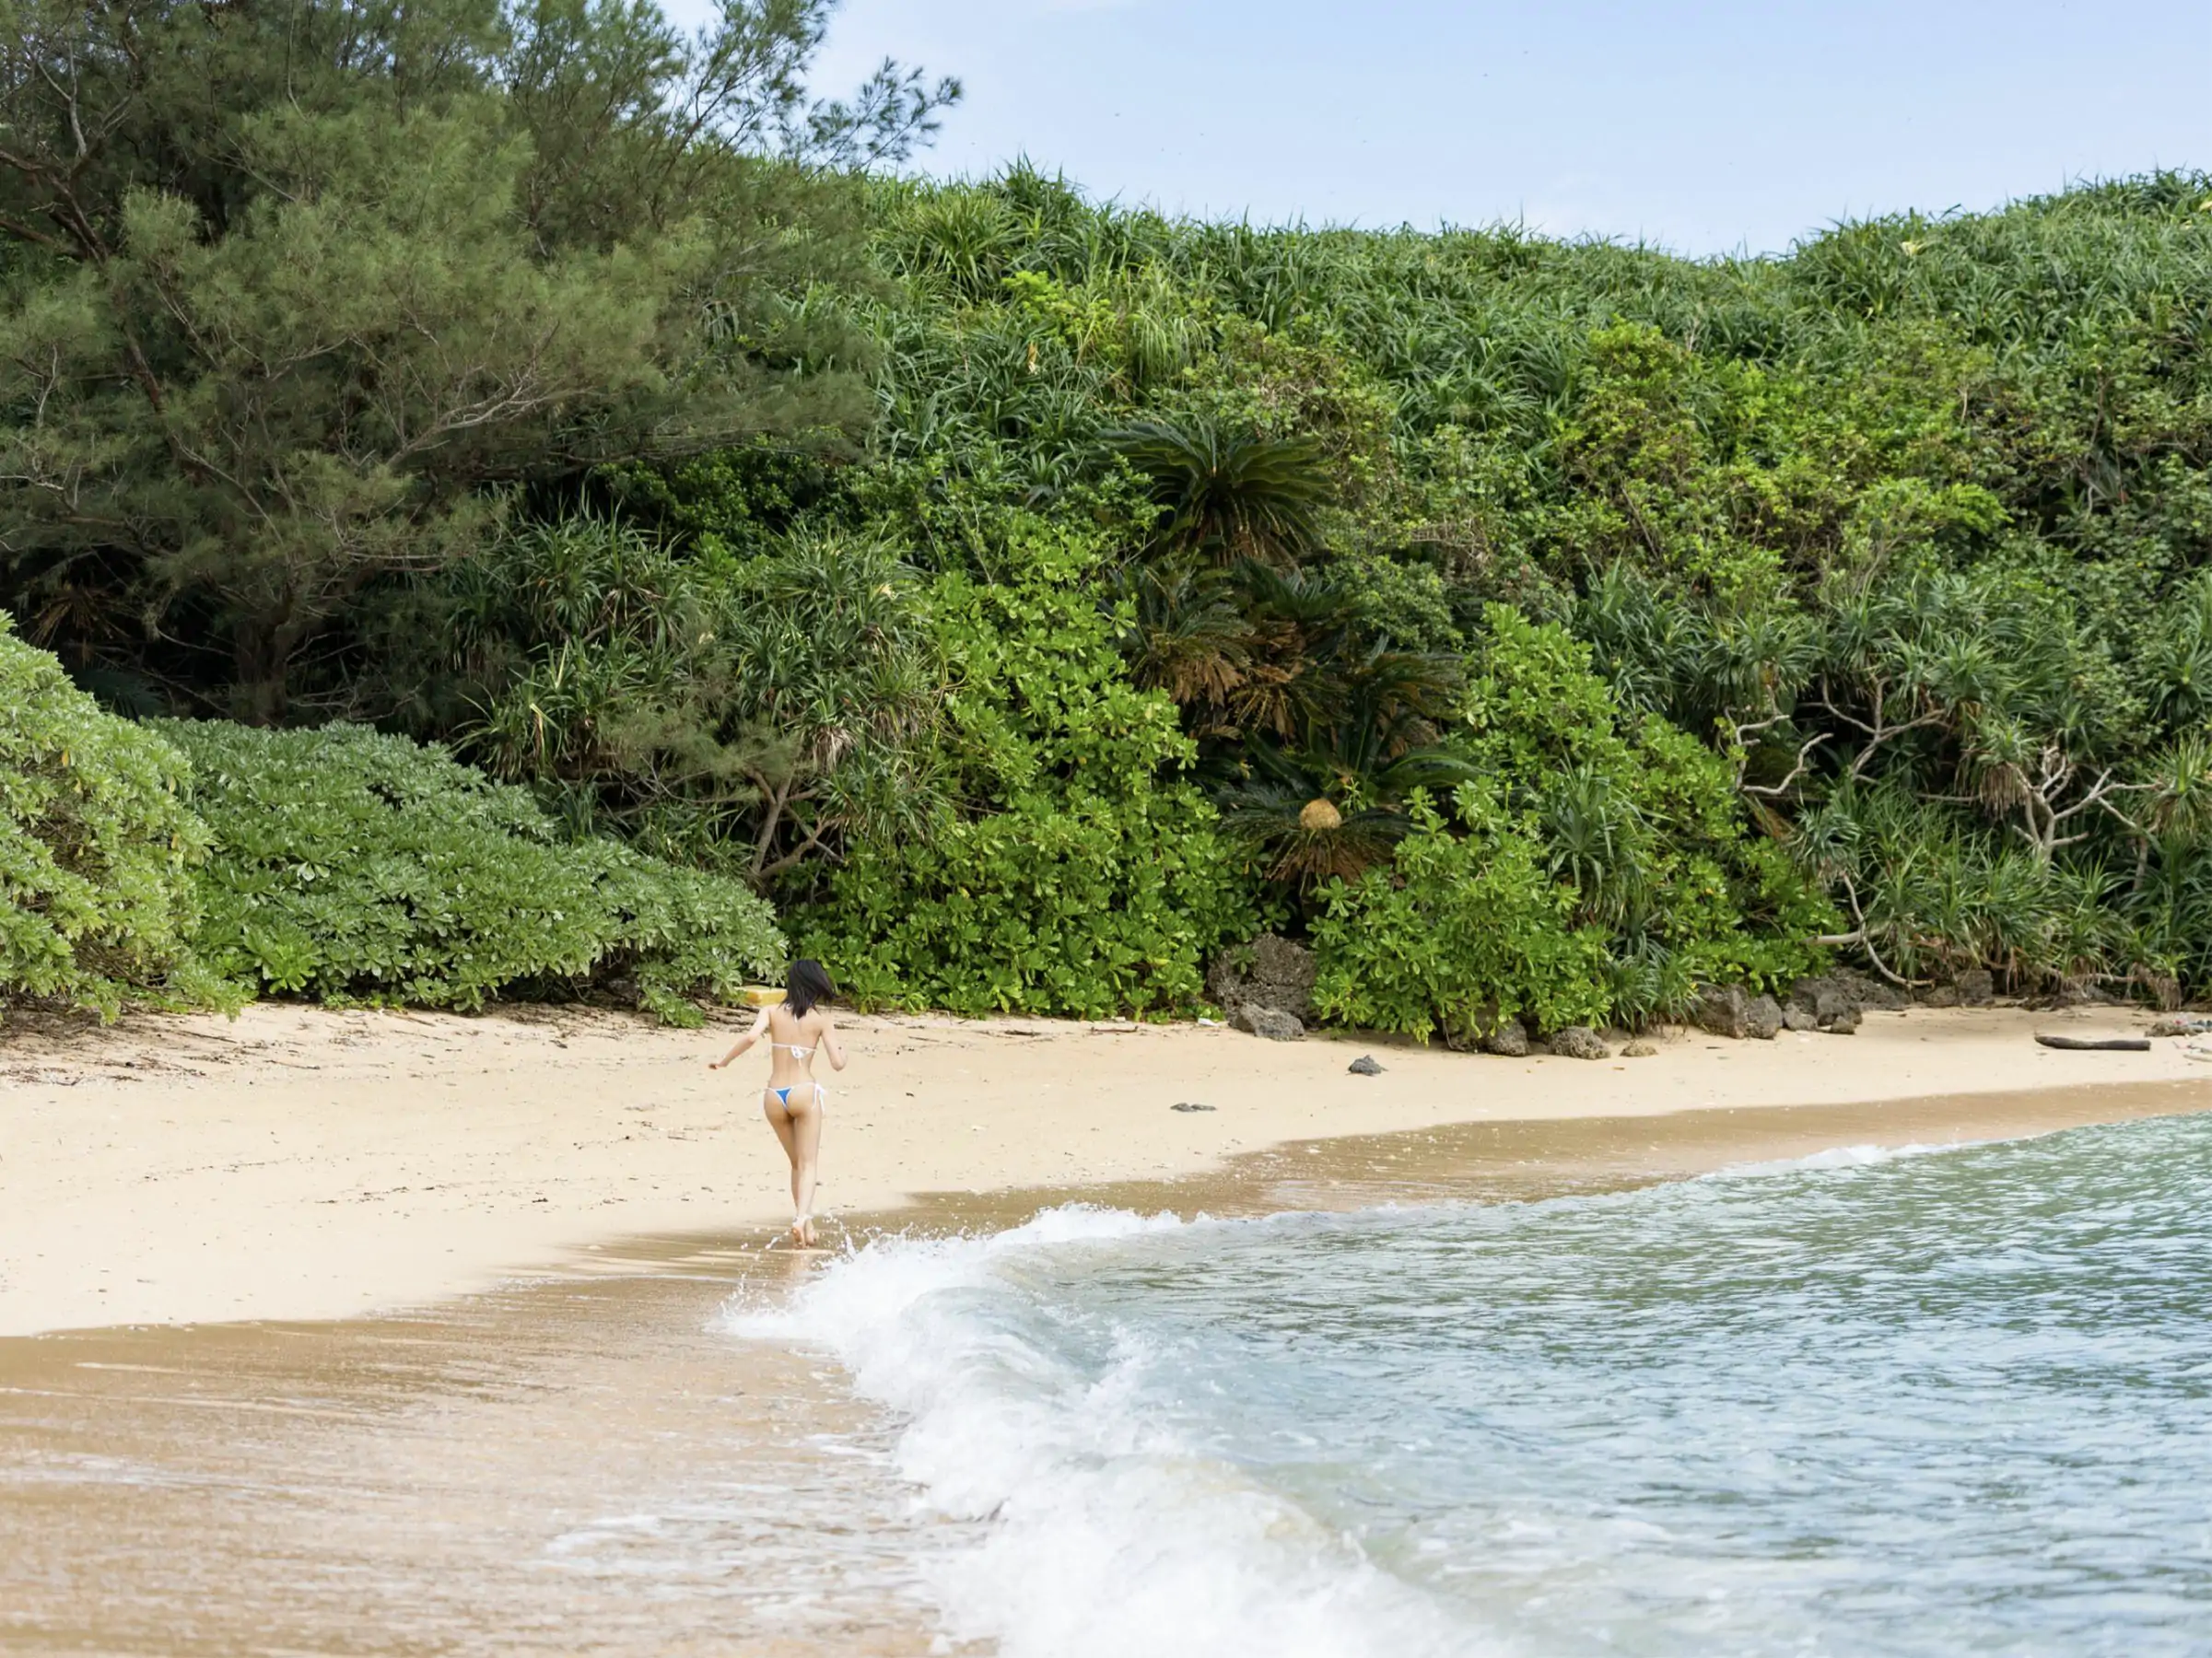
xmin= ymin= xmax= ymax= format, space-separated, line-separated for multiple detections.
xmin=703 ymin=1 xmax=2212 ymax=256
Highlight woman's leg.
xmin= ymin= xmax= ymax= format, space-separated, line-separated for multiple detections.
xmin=762 ymin=1094 xmax=802 ymax=1238
xmin=787 ymin=1092 xmax=825 ymax=1245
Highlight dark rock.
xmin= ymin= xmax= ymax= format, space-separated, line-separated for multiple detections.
xmin=1792 ymin=973 xmax=1900 ymax=1034
xmin=1694 ymin=985 xmax=1752 ymax=1038
xmin=1622 ymin=1040 xmax=1659 ymax=1057
xmin=1790 ymin=971 xmax=1908 ymax=1014
xmin=1479 ymin=1018 xmax=1530 ymax=1057
xmin=1348 ymin=1054 xmax=1385 ymax=1076
xmin=1694 ymin=985 xmax=1783 ymax=1040
xmin=1206 ymin=934 xmax=1317 ymax=1022
xmin=1550 ymin=1025 xmax=1609 ymax=1061
xmin=1956 ymin=968 xmax=1995 ymax=1007
xmin=1169 ymin=1101 xmax=1215 ymax=1112
xmin=1922 ymin=985 xmax=1960 ymax=1009
xmin=1229 ymin=1002 xmax=1305 ymax=1042
xmin=2051 ymin=982 xmax=2123 ymax=1009
xmin=1813 ymin=987 xmax=1857 ymax=1026
xmin=1783 ymin=1006 xmax=1819 ymax=1033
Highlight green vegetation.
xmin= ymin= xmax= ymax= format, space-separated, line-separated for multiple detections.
xmin=0 ymin=0 xmax=952 ymax=723
xmin=0 ymin=613 xmax=209 ymax=1017
xmin=799 ymin=506 xmax=1260 ymax=1016
xmin=0 ymin=606 xmax=784 ymax=1022
xmin=6 ymin=0 xmax=2211 ymax=1030
xmin=1311 ymin=610 xmax=1829 ymax=1043
xmin=162 ymin=721 xmax=784 ymax=1023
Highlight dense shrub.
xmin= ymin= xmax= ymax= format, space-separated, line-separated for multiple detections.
xmin=159 ymin=722 xmax=784 ymax=1024
xmin=833 ymin=173 xmax=2212 ymax=1001
xmin=0 ymin=614 xmax=212 ymax=1017
xmin=1309 ymin=789 xmax=1611 ymax=1044
xmin=1311 ymin=608 xmax=1831 ymax=1041
xmin=800 ymin=515 xmax=1259 ymax=1015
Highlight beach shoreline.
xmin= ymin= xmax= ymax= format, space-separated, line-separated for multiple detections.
xmin=4 ymin=998 xmax=2207 ymax=1337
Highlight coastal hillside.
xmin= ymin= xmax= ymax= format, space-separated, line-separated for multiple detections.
xmin=4 ymin=0 xmax=2209 ymax=1029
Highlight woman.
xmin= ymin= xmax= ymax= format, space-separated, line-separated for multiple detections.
xmin=709 ymin=959 xmax=846 ymax=1247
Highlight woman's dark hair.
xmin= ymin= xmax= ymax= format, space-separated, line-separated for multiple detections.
xmin=785 ymin=958 xmax=836 ymax=1018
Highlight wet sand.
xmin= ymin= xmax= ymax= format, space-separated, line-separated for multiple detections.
xmin=0 ymin=1253 xmax=966 ymax=1657
xmin=6 ymin=1079 xmax=2208 ymax=1655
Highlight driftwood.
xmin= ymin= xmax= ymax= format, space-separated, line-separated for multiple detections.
xmin=2033 ymin=1033 xmax=2152 ymax=1052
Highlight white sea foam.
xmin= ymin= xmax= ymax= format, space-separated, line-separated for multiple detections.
xmin=1704 ymin=1138 xmax=1979 ymax=1181
xmin=721 ymin=1206 xmax=1464 ymax=1658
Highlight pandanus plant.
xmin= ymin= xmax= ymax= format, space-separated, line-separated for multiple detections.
xmin=462 ymin=517 xmax=942 ymax=881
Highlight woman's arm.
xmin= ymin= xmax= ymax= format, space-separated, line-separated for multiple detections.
xmin=822 ymin=1016 xmax=848 ymax=1072
xmin=709 ymin=1006 xmax=770 ymax=1069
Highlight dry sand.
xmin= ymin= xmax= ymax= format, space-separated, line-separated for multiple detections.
xmin=4 ymin=998 xmax=2207 ymax=1337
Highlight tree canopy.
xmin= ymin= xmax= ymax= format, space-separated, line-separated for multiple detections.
xmin=0 ymin=0 xmax=954 ymax=720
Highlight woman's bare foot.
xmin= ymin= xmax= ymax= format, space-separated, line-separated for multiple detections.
xmin=788 ymin=1217 xmax=807 ymax=1247
xmin=800 ymin=1215 xmax=819 ymax=1248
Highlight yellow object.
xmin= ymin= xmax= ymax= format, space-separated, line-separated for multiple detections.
xmin=739 ymin=987 xmax=787 ymax=1007
xmin=1299 ymin=798 xmax=1343 ymax=832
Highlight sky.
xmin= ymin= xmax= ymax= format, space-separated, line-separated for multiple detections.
xmin=679 ymin=0 xmax=2212 ymax=257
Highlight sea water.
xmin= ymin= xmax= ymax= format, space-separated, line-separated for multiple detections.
xmin=728 ymin=1113 xmax=2212 ymax=1657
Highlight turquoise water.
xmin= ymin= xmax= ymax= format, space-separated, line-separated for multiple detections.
xmin=733 ymin=1114 xmax=2212 ymax=1656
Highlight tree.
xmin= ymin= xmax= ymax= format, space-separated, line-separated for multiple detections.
xmin=0 ymin=0 xmax=956 ymax=720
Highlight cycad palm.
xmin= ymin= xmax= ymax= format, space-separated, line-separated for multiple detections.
xmin=1212 ymin=667 xmax=1474 ymax=887
xmin=1103 ymin=415 xmax=1328 ymax=566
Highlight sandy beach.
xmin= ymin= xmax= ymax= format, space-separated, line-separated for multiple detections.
xmin=4 ymin=998 xmax=2208 ymax=1337
xmin=8 ymin=1001 xmax=2212 ymax=1656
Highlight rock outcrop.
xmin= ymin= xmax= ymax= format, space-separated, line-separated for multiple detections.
xmin=1229 ymin=1002 xmax=1305 ymax=1042
xmin=1789 ymin=970 xmax=1908 ymax=1015
xmin=1693 ymin=985 xmax=1784 ymax=1040
xmin=1548 ymin=1025 xmax=1609 ymax=1060
xmin=1206 ymin=934 xmax=1317 ymax=1022
xmin=1478 ymin=1017 xmax=1531 ymax=1057
xmin=1786 ymin=969 xmax=1912 ymax=1033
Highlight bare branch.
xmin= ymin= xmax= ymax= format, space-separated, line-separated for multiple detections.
xmin=1742 ymin=730 xmax=1828 ymax=800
